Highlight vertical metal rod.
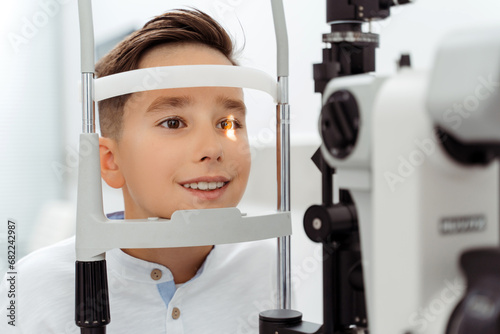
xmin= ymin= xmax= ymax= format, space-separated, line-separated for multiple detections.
xmin=79 ymin=0 xmax=95 ymax=134
xmin=277 ymin=76 xmax=291 ymax=309
xmin=82 ymin=73 xmax=95 ymax=133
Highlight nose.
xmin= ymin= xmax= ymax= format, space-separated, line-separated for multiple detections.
xmin=195 ymin=127 xmax=224 ymax=163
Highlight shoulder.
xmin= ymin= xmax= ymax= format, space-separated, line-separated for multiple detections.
xmin=17 ymin=236 xmax=76 ymax=276
xmin=1 ymin=237 xmax=77 ymax=332
xmin=14 ymin=236 xmax=76 ymax=295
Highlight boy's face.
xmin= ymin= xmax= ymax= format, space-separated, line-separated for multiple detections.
xmin=101 ymin=43 xmax=251 ymax=219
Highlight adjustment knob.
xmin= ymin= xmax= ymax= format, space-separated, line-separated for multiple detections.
xmin=398 ymin=53 xmax=412 ymax=69
xmin=446 ymin=248 xmax=500 ymax=334
xmin=320 ymin=90 xmax=360 ymax=159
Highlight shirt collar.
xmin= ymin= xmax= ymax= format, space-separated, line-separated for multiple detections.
xmin=106 ymin=247 xmax=175 ymax=283
xmin=105 ymin=211 xmax=215 ymax=284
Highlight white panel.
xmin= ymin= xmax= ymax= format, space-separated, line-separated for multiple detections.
xmin=0 ymin=2 xmax=64 ymax=275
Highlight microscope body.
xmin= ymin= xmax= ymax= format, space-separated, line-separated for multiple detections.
xmin=319 ymin=38 xmax=500 ymax=333
xmin=262 ymin=1 xmax=500 ymax=333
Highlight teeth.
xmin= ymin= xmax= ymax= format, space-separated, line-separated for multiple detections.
xmin=183 ymin=181 xmax=226 ymax=190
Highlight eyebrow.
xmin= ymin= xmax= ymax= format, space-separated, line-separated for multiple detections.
xmin=145 ymin=94 xmax=246 ymax=115
xmin=145 ymin=96 xmax=194 ymax=113
xmin=216 ymin=95 xmax=247 ymax=116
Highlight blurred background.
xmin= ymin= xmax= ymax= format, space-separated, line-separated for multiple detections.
xmin=1 ymin=0 xmax=500 ymax=324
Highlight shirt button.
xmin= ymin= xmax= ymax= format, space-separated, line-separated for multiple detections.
xmin=150 ymin=269 xmax=162 ymax=280
xmin=172 ymin=307 xmax=181 ymax=320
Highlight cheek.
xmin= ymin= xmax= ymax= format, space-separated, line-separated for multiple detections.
xmin=121 ymin=137 xmax=180 ymax=186
xmin=228 ymin=140 xmax=251 ymax=179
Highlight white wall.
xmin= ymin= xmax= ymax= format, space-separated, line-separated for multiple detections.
xmin=0 ymin=1 xmax=65 ymax=266
xmin=3 ymin=0 xmax=500 ymax=326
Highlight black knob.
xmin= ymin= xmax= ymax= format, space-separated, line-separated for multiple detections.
xmin=446 ymin=248 xmax=500 ymax=334
xmin=303 ymin=203 xmax=358 ymax=243
xmin=398 ymin=54 xmax=412 ymax=69
xmin=321 ymin=90 xmax=360 ymax=160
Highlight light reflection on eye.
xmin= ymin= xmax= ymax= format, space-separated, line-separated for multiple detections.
xmin=225 ymin=115 xmax=237 ymax=141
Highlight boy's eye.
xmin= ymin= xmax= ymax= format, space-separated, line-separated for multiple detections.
xmin=160 ymin=117 xmax=185 ymax=129
xmin=218 ymin=119 xmax=239 ymax=130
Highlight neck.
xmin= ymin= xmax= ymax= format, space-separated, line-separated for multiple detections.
xmin=120 ymin=189 xmax=213 ymax=283
xmin=122 ymin=245 xmax=213 ymax=283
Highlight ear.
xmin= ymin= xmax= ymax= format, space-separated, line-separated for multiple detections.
xmin=99 ymin=137 xmax=125 ymax=189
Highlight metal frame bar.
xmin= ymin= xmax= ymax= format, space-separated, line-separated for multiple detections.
xmin=78 ymin=0 xmax=292 ymax=313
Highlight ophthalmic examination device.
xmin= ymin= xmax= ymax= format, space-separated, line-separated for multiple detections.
xmin=260 ymin=1 xmax=500 ymax=334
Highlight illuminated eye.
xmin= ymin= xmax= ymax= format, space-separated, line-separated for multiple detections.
xmin=220 ymin=120 xmax=235 ymax=130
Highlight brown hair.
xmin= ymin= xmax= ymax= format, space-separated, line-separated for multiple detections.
xmin=95 ymin=9 xmax=237 ymax=139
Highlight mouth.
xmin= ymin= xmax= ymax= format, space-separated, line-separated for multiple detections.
xmin=181 ymin=181 xmax=228 ymax=191
xmin=179 ymin=177 xmax=230 ymax=200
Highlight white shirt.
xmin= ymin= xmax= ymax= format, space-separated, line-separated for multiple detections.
xmin=1 ymin=236 xmax=278 ymax=334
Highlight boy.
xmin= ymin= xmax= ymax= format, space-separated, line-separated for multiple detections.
xmin=1 ymin=9 xmax=277 ymax=333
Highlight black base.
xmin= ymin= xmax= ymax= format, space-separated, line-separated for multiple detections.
xmin=259 ymin=309 xmax=322 ymax=334
xmin=81 ymin=328 xmax=106 ymax=334
xmin=75 ymin=260 xmax=111 ymax=332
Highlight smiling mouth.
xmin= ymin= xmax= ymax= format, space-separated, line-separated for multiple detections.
xmin=182 ymin=181 xmax=228 ymax=191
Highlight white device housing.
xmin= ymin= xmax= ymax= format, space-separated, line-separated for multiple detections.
xmin=372 ymin=69 xmax=498 ymax=334
xmin=319 ymin=27 xmax=500 ymax=334
xmin=427 ymin=25 xmax=500 ymax=144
